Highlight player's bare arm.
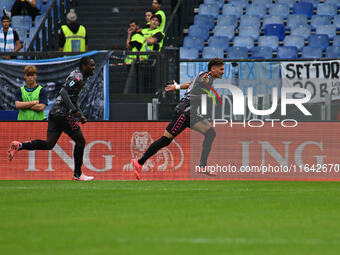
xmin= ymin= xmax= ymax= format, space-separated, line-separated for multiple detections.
xmin=165 ymin=81 xmax=191 ymax=91
xmin=15 ymin=100 xmax=39 ymax=109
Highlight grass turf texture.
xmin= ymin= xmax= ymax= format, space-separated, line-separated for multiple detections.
xmin=1 ymin=181 xmax=340 ymax=255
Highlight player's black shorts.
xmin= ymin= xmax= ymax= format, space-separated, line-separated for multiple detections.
xmin=47 ymin=114 xmax=80 ymax=135
xmin=166 ymin=112 xmax=204 ymax=137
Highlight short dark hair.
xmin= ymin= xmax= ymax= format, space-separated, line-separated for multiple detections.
xmin=130 ymin=19 xmax=138 ymax=25
xmin=1 ymin=15 xmax=10 ymax=21
xmin=208 ymin=58 xmax=224 ymax=71
xmin=151 ymin=14 xmax=162 ymax=24
xmin=79 ymin=56 xmax=92 ymax=69
xmin=155 ymin=0 xmax=162 ymax=4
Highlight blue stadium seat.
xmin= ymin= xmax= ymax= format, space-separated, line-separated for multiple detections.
xmin=240 ymin=15 xmax=261 ymax=28
xmin=326 ymin=46 xmax=340 ymax=58
xmin=287 ymin=14 xmax=309 ymax=29
xmin=251 ymin=46 xmax=273 ymax=59
xmin=188 ymin=25 xmax=210 ymax=41
xmin=311 ymin=15 xmax=332 ymax=29
xmin=0 ymin=0 xmax=15 ymax=12
xmin=228 ymin=0 xmax=249 ymax=9
xmin=15 ymin=28 xmax=29 ymax=43
xmin=277 ymin=0 xmax=296 ymax=8
xmin=183 ymin=36 xmax=205 ymax=51
xmin=217 ymin=15 xmax=238 ymax=27
xmin=238 ymin=25 xmax=260 ymax=40
xmin=252 ymin=0 xmax=272 ymax=8
xmin=11 ymin=16 xmax=32 ymax=31
xmin=325 ymin=0 xmax=340 ymax=8
xmin=317 ymin=4 xmax=337 ymax=17
xmin=204 ymin=0 xmax=224 ymax=9
xmin=194 ymin=15 xmax=215 ymax=30
xmin=293 ymin=2 xmax=314 ymax=18
xmin=227 ymin=46 xmax=249 ymax=59
xmin=262 ymin=16 xmax=284 ymax=28
xmin=277 ymin=46 xmax=299 ymax=59
xmin=333 ymin=15 xmax=340 ymax=30
xmin=284 ymin=35 xmax=305 ymax=50
xmin=214 ymin=25 xmax=235 ymax=39
xmin=263 ymin=24 xmax=285 ymax=41
xmin=302 ymin=47 xmax=323 ymax=58
xmin=258 ymin=36 xmax=279 ymax=50
xmin=308 ymin=34 xmax=329 ymax=50
xmin=199 ymin=4 xmax=220 ymax=18
xmin=208 ymin=36 xmax=230 ymax=51
xmin=180 ymin=47 xmax=199 ymax=59
xmin=222 ymin=4 xmax=244 ymax=18
xmin=333 ymin=35 xmax=340 ymax=46
xmin=36 ymin=0 xmax=44 ymax=9
xmin=316 ymin=25 xmax=336 ymax=39
xmin=291 ymin=25 xmax=311 ymax=40
xmin=233 ymin=36 xmax=254 ymax=50
xmin=268 ymin=4 xmax=290 ymax=18
xmin=301 ymin=0 xmax=319 ymax=8
xmin=246 ymin=4 xmax=266 ymax=17
xmin=202 ymin=46 xmax=225 ymax=58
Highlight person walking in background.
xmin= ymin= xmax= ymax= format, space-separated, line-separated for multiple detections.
xmin=152 ymin=0 xmax=166 ymax=32
xmin=15 ymin=65 xmax=47 ymax=120
xmin=0 ymin=15 xmax=22 ymax=60
xmin=8 ymin=57 xmax=95 ymax=181
xmin=58 ymin=9 xmax=88 ymax=52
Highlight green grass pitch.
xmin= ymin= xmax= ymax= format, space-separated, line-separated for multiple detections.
xmin=1 ymin=181 xmax=340 ymax=255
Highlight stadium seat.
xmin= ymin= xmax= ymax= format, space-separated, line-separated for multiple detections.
xmin=204 ymin=0 xmax=224 ymax=9
xmin=302 ymin=46 xmax=323 ymax=58
xmin=284 ymin=35 xmax=305 ymax=50
xmin=36 ymin=0 xmax=44 ymax=9
xmin=11 ymin=16 xmax=32 ymax=31
xmin=15 ymin=28 xmax=29 ymax=43
xmin=233 ymin=36 xmax=254 ymax=50
xmin=228 ymin=0 xmax=249 ymax=9
xmin=180 ymin=47 xmax=199 ymax=59
xmin=277 ymin=0 xmax=296 ymax=8
xmin=258 ymin=36 xmax=279 ymax=50
xmin=262 ymin=16 xmax=284 ymax=28
xmin=240 ymin=15 xmax=261 ymax=28
xmin=308 ymin=34 xmax=329 ymax=50
xmin=325 ymin=0 xmax=340 ymax=8
xmin=326 ymin=46 xmax=340 ymax=58
xmin=194 ymin=15 xmax=215 ymax=30
xmin=199 ymin=4 xmax=220 ymax=18
xmin=293 ymin=2 xmax=314 ymax=19
xmin=301 ymin=0 xmax=319 ymax=8
xmin=277 ymin=46 xmax=299 ymax=59
xmin=316 ymin=25 xmax=336 ymax=39
xmin=188 ymin=25 xmax=210 ymax=41
xmin=251 ymin=46 xmax=273 ymax=59
xmin=263 ymin=24 xmax=285 ymax=41
xmin=227 ymin=46 xmax=249 ymax=59
xmin=217 ymin=15 xmax=237 ymax=28
xmin=287 ymin=14 xmax=309 ymax=29
xmin=202 ymin=46 xmax=225 ymax=58
xmin=238 ymin=25 xmax=260 ymax=40
xmin=222 ymin=4 xmax=244 ymax=18
xmin=268 ymin=4 xmax=290 ymax=18
xmin=333 ymin=16 xmax=340 ymax=30
xmin=214 ymin=25 xmax=235 ymax=39
xmin=333 ymin=35 xmax=340 ymax=47
xmin=208 ymin=36 xmax=230 ymax=51
xmin=0 ymin=0 xmax=14 ymax=12
xmin=317 ymin=4 xmax=337 ymax=17
xmin=252 ymin=0 xmax=272 ymax=8
xmin=291 ymin=25 xmax=311 ymax=40
xmin=246 ymin=4 xmax=266 ymax=17
xmin=183 ymin=36 xmax=205 ymax=51
xmin=311 ymin=15 xmax=332 ymax=29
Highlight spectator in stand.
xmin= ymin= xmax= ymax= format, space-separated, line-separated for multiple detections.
xmin=152 ymin=0 xmax=166 ymax=32
xmin=143 ymin=9 xmax=154 ymax=29
xmin=4 ymin=0 xmax=40 ymax=21
xmin=125 ymin=20 xmax=144 ymax=64
xmin=0 ymin=16 xmax=22 ymax=60
xmin=58 ymin=10 xmax=88 ymax=52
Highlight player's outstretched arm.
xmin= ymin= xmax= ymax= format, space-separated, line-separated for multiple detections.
xmin=165 ymin=81 xmax=190 ymax=91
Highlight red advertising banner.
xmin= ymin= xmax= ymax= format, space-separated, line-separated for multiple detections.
xmin=1 ymin=122 xmax=340 ymax=181
xmin=0 ymin=122 xmax=190 ymax=180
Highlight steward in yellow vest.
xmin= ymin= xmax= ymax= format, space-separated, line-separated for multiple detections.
xmin=125 ymin=20 xmax=144 ymax=64
xmin=152 ymin=0 xmax=166 ymax=32
xmin=140 ymin=15 xmax=164 ymax=59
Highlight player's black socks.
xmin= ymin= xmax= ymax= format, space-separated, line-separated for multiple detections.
xmin=21 ymin=140 xmax=48 ymax=150
xmin=200 ymin=128 xmax=216 ymax=166
xmin=74 ymin=145 xmax=84 ymax=177
xmin=138 ymin=136 xmax=172 ymax=165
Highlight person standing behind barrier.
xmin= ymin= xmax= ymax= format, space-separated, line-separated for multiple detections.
xmin=58 ymin=10 xmax=88 ymax=52
xmin=140 ymin=14 xmax=164 ymax=57
xmin=15 ymin=65 xmax=47 ymax=120
xmin=143 ymin=9 xmax=154 ymax=30
xmin=152 ymin=0 xmax=166 ymax=32
xmin=125 ymin=20 xmax=144 ymax=64
xmin=0 ymin=16 xmax=22 ymax=60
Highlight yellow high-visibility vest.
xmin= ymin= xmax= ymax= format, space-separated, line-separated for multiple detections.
xmin=61 ymin=25 xmax=86 ymax=52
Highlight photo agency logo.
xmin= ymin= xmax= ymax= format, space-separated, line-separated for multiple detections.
xmin=200 ymin=84 xmax=312 ymax=128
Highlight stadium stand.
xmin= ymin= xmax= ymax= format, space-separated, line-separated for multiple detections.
xmin=233 ymin=36 xmax=254 ymax=50
xmin=251 ymin=46 xmax=273 ymax=59
xmin=326 ymin=46 xmax=340 ymax=58
xmin=302 ymin=46 xmax=323 ymax=58
xmin=277 ymin=46 xmax=299 ymax=59
xmin=208 ymin=36 xmax=229 ymax=51
xmin=284 ymin=35 xmax=305 ymax=51
xmin=202 ymin=46 xmax=225 ymax=59
xmin=258 ymin=36 xmax=279 ymax=50
xmin=227 ymin=46 xmax=248 ymax=59
xmin=180 ymin=47 xmax=199 ymax=59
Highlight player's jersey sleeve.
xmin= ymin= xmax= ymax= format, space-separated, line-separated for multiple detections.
xmin=39 ymin=87 xmax=48 ymax=105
